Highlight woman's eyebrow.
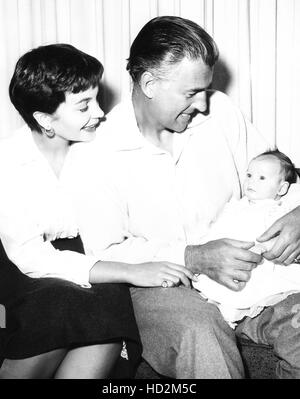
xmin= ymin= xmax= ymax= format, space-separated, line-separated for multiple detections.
xmin=75 ymin=97 xmax=92 ymax=104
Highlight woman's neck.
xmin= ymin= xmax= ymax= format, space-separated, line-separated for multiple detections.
xmin=31 ymin=130 xmax=70 ymax=178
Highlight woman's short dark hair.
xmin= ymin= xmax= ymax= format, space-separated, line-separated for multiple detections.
xmin=256 ymin=149 xmax=298 ymax=184
xmin=9 ymin=44 xmax=104 ymax=133
xmin=126 ymin=16 xmax=219 ymax=84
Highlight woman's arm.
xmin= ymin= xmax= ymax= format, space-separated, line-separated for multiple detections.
xmin=89 ymin=260 xmax=197 ymax=288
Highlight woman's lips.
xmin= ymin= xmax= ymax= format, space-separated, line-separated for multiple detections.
xmin=82 ymin=120 xmax=101 ymax=131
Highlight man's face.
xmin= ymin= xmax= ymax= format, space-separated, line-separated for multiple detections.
xmin=243 ymin=156 xmax=285 ymax=200
xmin=150 ymin=57 xmax=213 ymax=133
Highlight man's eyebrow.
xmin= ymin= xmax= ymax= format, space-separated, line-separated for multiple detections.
xmin=185 ymin=86 xmax=209 ymax=93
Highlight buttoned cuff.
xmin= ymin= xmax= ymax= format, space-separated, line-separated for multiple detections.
xmin=40 ymin=254 xmax=100 ymax=289
xmin=67 ymin=255 xmax=99 ymax=288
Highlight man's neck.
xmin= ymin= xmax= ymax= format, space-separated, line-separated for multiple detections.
xmin=132 ymin=90 xmax=174 ymax=154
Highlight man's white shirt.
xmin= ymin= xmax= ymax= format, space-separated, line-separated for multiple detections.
xmin=79 ymin=90 xmax=268 ymax=265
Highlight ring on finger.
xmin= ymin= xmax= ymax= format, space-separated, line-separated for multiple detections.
xmin=294 ymin=257 xmax=300 ymax=264
xmin=161 ymin=280 xmax=169 ymax=288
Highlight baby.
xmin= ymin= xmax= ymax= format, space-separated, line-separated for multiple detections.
xmin=193 ymin=149 xmax=300 ymax=326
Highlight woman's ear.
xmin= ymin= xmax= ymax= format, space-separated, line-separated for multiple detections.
xmin=278 ymin=181 xmax=289 ymax=197
xmin=140 ymin=71 xmax=156 ymax=99
xmin=33 ymin=111 xmax=53 ymax=131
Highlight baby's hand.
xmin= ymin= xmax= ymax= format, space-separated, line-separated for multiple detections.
xmin=250 ymin=243 xmax=267 ymax=255
xmin=253 ymin=237 xmax=278 ymax=255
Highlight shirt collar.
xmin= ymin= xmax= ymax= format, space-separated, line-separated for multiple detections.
xmin=11 ymin=126 xmax=77 ymax=176
xmin=103 ymin=94 xmax=211 ymax=154
xmin=9 ymin=125 xmax=42 ymax=166
xmin=102 ymin=96 xmax=146 ymax=151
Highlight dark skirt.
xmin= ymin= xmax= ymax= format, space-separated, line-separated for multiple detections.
xmin=0 ymin=237 xmax=141 ymax=377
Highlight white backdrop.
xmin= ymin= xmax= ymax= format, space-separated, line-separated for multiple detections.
xmin=1 ymin=0 xmax=299 ymax=164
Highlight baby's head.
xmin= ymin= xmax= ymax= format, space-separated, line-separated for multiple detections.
xmin=243 ymin=150 xmax=298 ymax=201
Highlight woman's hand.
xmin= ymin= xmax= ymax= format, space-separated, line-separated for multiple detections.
xmin=129 ymin=261 xmax=198 ymax=288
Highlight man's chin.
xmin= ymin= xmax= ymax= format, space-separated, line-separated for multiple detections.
xmin=173 ymin=122 xmax=189 ymax=133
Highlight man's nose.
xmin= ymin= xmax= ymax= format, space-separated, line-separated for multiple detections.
xmin=192 ymin=91 xmax=207 ymax=113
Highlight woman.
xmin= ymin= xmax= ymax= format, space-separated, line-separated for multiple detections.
xmin=0 ymin=43 xmax=165 ymax=379
xmin=0 ymin=43 xmax=195 ymax=379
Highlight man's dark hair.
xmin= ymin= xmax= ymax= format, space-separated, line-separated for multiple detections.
xmin=126 ymin=16 xmax=219 ymax=84
xmin=9 ymin=44 xmax=104 ymax=133
xmin=256 ymin=149 xmax=298 ymax=184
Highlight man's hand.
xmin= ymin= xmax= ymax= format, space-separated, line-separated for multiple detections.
xmin=256 ymin=206 xmax=300 ymax=265
xmin=185 ymin=238 xmax=262 ymax=291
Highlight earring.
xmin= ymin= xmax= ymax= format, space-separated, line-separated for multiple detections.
xmin=43 ymin=127 xmax=55 ymax=138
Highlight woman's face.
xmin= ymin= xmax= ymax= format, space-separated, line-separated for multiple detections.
xmin=50 ymin=86 xmax=104 ymax=143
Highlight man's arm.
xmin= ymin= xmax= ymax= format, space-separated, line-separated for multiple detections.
xmin=185 ymin=238 xmax=262 ymax=291
xmin=79 ymin=173 xmax=187 ymax=264
xmin=78 ymin=174 xmax=197 ymax=287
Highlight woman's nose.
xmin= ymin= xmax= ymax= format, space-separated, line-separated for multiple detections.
xmin=92 ymin=101 xmax=104 ymax=119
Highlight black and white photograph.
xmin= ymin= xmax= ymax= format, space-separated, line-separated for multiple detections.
xmin=0 ymin=0 xmax=300 ymax=386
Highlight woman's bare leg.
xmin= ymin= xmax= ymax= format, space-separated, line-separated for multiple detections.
xmin=54 ymin=342 xmax=122 ymax=379
xmin=0 ymin=348 xmax=67 ymax=379
xmin=0 ymin=342 xmax=122 ymax=379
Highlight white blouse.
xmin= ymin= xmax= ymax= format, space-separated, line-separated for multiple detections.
xmin=0 ymin=126 xmax=98 ymax=287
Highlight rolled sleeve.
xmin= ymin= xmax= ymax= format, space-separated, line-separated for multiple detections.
xmin=1 ymin=232 xmax=99 ymax=287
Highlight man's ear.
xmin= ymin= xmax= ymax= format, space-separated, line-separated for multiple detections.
xmin=33 ymin=111 xmax=53 ymax=131
xmin=278 ymin=181 xmax=289 ymax=197
xmin=140 ymin=71 xmax=157 ymax=99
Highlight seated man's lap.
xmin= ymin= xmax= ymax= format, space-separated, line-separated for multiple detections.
xmin=130 ymin=286 xmax=243 ymax=378
xmin=236 ymin=292 xmax=300 ymax=344
xmin=130 ymin=285 xmax=225 ymax=329
xmin=236 ymin=292 xmax=300 ymax=378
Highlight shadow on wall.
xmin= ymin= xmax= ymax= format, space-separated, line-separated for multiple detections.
xmin=97 ymin=81 xmax=118 ymax=115
xmin=211 ymin=57 xmax=232 ymax=94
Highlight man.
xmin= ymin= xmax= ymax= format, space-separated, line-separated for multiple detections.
xmin=80 ymin=16 xmax=300 ymax=378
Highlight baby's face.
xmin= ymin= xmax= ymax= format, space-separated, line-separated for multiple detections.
xmin=243 ymin=156 xmax=284 ymax=200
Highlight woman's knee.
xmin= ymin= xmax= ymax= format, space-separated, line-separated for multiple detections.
xmin=54 ymin=342 xmax=122 ymax=379
xmin=0 ymin=348 xmax=67 ymax=379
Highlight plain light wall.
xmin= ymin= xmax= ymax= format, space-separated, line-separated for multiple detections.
xmin=1 ymin=0 xmax=299 ymax=164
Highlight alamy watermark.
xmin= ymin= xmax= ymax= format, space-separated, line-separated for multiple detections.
xmin=0 ymin=304 xmax=6 ymax=328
